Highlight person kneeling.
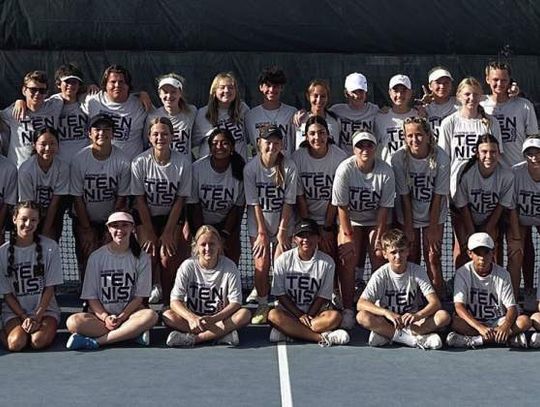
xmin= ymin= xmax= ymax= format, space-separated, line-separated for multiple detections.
xmin=162 ymin=225 xmax=251 ymax=347
xmin=268 ymin=219 xmax=350 ymax=347
xmin=447 ymin=232 xmax=531 ymax=349
xmin=357 ymin=229 xmax=450 ymax=350
xmin=66 ymin=211 xmax=158 ymax=350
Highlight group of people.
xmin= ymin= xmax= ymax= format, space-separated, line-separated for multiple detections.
xmin=0 ymin=60 xmax=539 ymax=351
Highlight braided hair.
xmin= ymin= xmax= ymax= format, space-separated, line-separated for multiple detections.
xmin=7 ymin=201 xmax=43 ymax=278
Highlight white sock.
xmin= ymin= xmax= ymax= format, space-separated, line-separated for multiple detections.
xmin=392 ymin=328 xmax=417 ymax=347
xmin=257 ymin=296 xmax=268 ymax=305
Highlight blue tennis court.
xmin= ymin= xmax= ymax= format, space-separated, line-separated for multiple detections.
xmin=1 ymin=296 xmax=538 ymax=407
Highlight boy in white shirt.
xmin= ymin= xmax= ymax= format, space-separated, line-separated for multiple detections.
xmin=357 ymin=228 xmax=450 ymax=349
xmin=447 ymin=232 xmax=531 ymax=348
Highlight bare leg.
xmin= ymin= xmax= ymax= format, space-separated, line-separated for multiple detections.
xmin=423 ymin=224 xmax=445 ymax=299
xmin=356 ymin=310 xmax=395 ymax=339
xmin=250 ymin=236 xmax=271 ymax=297
xmin=30 ymin=316 xmax=58 ymax=350
xmin=1 ymin=318 xmax=29 ymax=352
xmin=410 ymin=310 xmax=451 ymax=335
xmin=268 ymin=309 xmax=341 ymax=342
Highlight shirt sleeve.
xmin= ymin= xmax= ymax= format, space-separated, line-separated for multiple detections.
xmin=317 ymin=256 xmax=335 ymax=301
xmin=270 ymin=254 xmax=286 ymax=297
xmin=134 ymin=253 xmax=152 ymax=297
xmin=331 ymin=160 xmax=350 ymax=207
xmin=130 ymin=157 xmax=146 ymax=196
xmin=118 ymin=156 xmax=131 ymax=197
xmin=81 ymin=252 xmax=100 ymax=300
xmin=243 ymin=160 xmax=259 ymax=206
xmin=70 ymin=156 xmax=84 ymax=197
xmin=43 ymin=239 xmax=64 ymax=287
xmin=170 ymin=260 xmax=190 ymax=301
xmin=453 ymin=267 xmax=468 ymax=304
xmin=226 ymin=263 xmax=242 ymax=305
xmin=283 ymin=160 xmax=298 ymax=205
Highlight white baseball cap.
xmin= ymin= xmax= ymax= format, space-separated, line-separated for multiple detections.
xmin=158 ymin=77 xmax=183 ymax=90
xmin=352 ymin=130 xmax=377 ymax=147
xmin=345 ymin=73 xmax=368 ymax=92
xmin=389 ymin=74 xmax=412 ymax=90
xmin=428 ymin=68 xmax=453 ymax=83
xmin=522 ymin=137 xmax=540 ymax=154
xmin=467 ymin=232 xmax=495 ymax=251
xmin=106 ymin=211 xmax=134 ymax=225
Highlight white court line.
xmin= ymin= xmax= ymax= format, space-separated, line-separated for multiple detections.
xmin=277 ymin=342 xmax=294 ymax=407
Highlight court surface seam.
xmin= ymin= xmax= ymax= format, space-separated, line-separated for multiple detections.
xmin=277 ymin=342 xmax=294 ymax=407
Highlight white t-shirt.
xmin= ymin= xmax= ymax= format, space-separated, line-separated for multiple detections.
xmin=0 ymin=236 xmax=63 ymax=324
xmin=453 ymin=262 xmax=515 ymax=322
xmin=481 ymin=96 xmax=539 ymax=168
xmin=329 ymin=102 xmax=379 ymax=156
xmin=0 ymin=155 xmax=18 ymax=206
xmin=187 ymin=155 xmax=245 ymax=225
xmin=375 ymin=108 xmax=419 ymax=163
xmin=391 ymin=146 xmax=450 ymax=227
xmin=130 ymin=149 xmax=191 ymax=217
xmin=271 ymin=248 xmax=334 ymax=313
xmin=453 ymin=163 xmax=514 ymax=225
xmin=291 ymin=144 xmax=348 ymax=224
xmin=425 ymin=97 xmax=459 ymax=140
xmin=145 ymin=105 xmax=197 ymax=158
xmin=243 ymin=155 xmax=297 ymax=237
xmin=82 ymin=92 xmax=147 ymax=160
xmin=70 ymin=145 xmax=131 ymax=223
xmin=361 ymin=262 xmax=435 ymax=314
xmin=511 ymin=162 xmax=540 ymax=226
xmin=170 ymin=255 xmax=242 ymax=315
xmin=18 ymin=155 xmax=70 ymax=208
xmin=49 ymin=93 xmax=90 ymax=163
xmin=81 ymin=245 xmax=151 ymax=315
xmin=0 ymin=98 xmax=64 ymax=167
xmin=245 ymin=103 xmax=297 ymax=155
xmin=438 ymin=111 xmax=503 ymax=197
xmin=193 ymin=102 xmax=250 ymax=160
xmin=332 ymin=157 xmax=395 ymax=226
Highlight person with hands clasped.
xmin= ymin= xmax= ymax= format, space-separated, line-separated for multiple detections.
xmin=356 ymin=229 xmax=450 ymax=349
xmin=132 ymin=116 xmax=192 ymax=305
xmin=0 ymin=201 xmax=63 ymax=352
xmin=332 ymin=129 xmax=395 ymax=329
xmin=163 ymin=225 xmax=251 ymax=347
xmin=244 ymin=124 xmax=298 ymax=324
xmin=66 ymin=211 xmax=158 ymax=350
xmin=446 ymin=232 xmax=531 ymax=349
xmin=268 ymin=218 xmax=350 ymax=347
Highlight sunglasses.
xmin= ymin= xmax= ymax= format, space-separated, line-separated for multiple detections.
xmin=26 ymin=87 xmax=48 ymax=95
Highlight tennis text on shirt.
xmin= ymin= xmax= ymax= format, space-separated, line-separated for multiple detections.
xmin=408 ymin=172 xmax=434 ymax=202
xmin=35 ymin=186 xmax=53 ymax=207
xmin=300 ymin=173 xmax=333 ymax=200
xmin=144 ymin=178 xmax=179 ymax=206
xmin=348 ymin=188 xmax=381 ymax=211
xmin=385 ymin=126 xmax=405 ymax=155
xmin=20 ymin=117 xmax=56 ymax=145
xmin=493 ymin=115 xmax=518 ymax=143
xmin=58 ymin=113 xmax=87 ymax=140
xmin=339 ymin=118 xmax=373 ymax=147
xmin=516 ymin=191 xmax=540 ymax=216
xmin=84 ymin=174 xmax=118 ymax=202
xmin=284 ymin=273 xmax=321 ymax=306
xmin=384 ymin=289 xmax=417 ymax=314
xmin=9 ymin=262 xmax=44 ymax=296
xmin=100 ymin=269 xmax=136 ymax=303
xmin=467 ymin=288 xmax=504 ymax=320
xmin=187 ymin=283 xmax=224 ymax=314
xmin=104 ymin=112 xmax=132 ymax=141
xmin=200 ymin=185 xmax=235 ymax=211
xmin=469 ymin=190 xmax=499 ymax=214
xmin=453 ymin=133 xmax=480 ymax=159
xmin=256 ymin=183 xmax=284 ymax=211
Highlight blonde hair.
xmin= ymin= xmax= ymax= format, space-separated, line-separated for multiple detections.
xmin=257 ymin=134 xmax=285 ymax=188
xmin=206 ymin=72 xmax=242 ymax=126
xmin=456 ymin=77 xmax=490 ymax=129
xmin=156 ymin=72 xmax=188 ymax=112
xmin=191 ymin=225 xmax=223 ymax=257
xmin=402 ymin=117 xmax=438 ymax=189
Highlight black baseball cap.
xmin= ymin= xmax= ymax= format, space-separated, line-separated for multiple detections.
xmin=89 ymin=113 xmax=114 ymax=129
xmin=258 ymin=124 xmax=283 ymax=140
xmin=294 ymin=218 xmax=320 ymax=236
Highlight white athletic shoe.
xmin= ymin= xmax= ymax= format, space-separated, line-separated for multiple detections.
xmin=530 ymin=332 xmax=540 ymax=348
xmin=166 ymin=331 xmax=196 ymax=347
xmin=135 ymin=330 xmax=150 ymax=346
xmin=523 ymin=288 xmax=537 ymax=312
xmin=216 ymin=330 xmax=240 ymax=346
xmin=415 ymin=333 xmax=443 ymax=350
xmin=368 ymin=331 xmax=391 ymax=347
xmin=340 ymin=309 xmax=356 ymax=330
xmin=446 ymin=331 xmax=477 ymax=349
xmin=509 ymin=333 xmax=528 ymax=349
xmin=148 ymin=284 xmax=162 ymax=304
xmin=245 ymin=287 xmax=258 ymax=304
xmin=269 ymin=327 xmax=294 ymax=343
xmin=319 ymin=329 xmax=350 ymax=347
